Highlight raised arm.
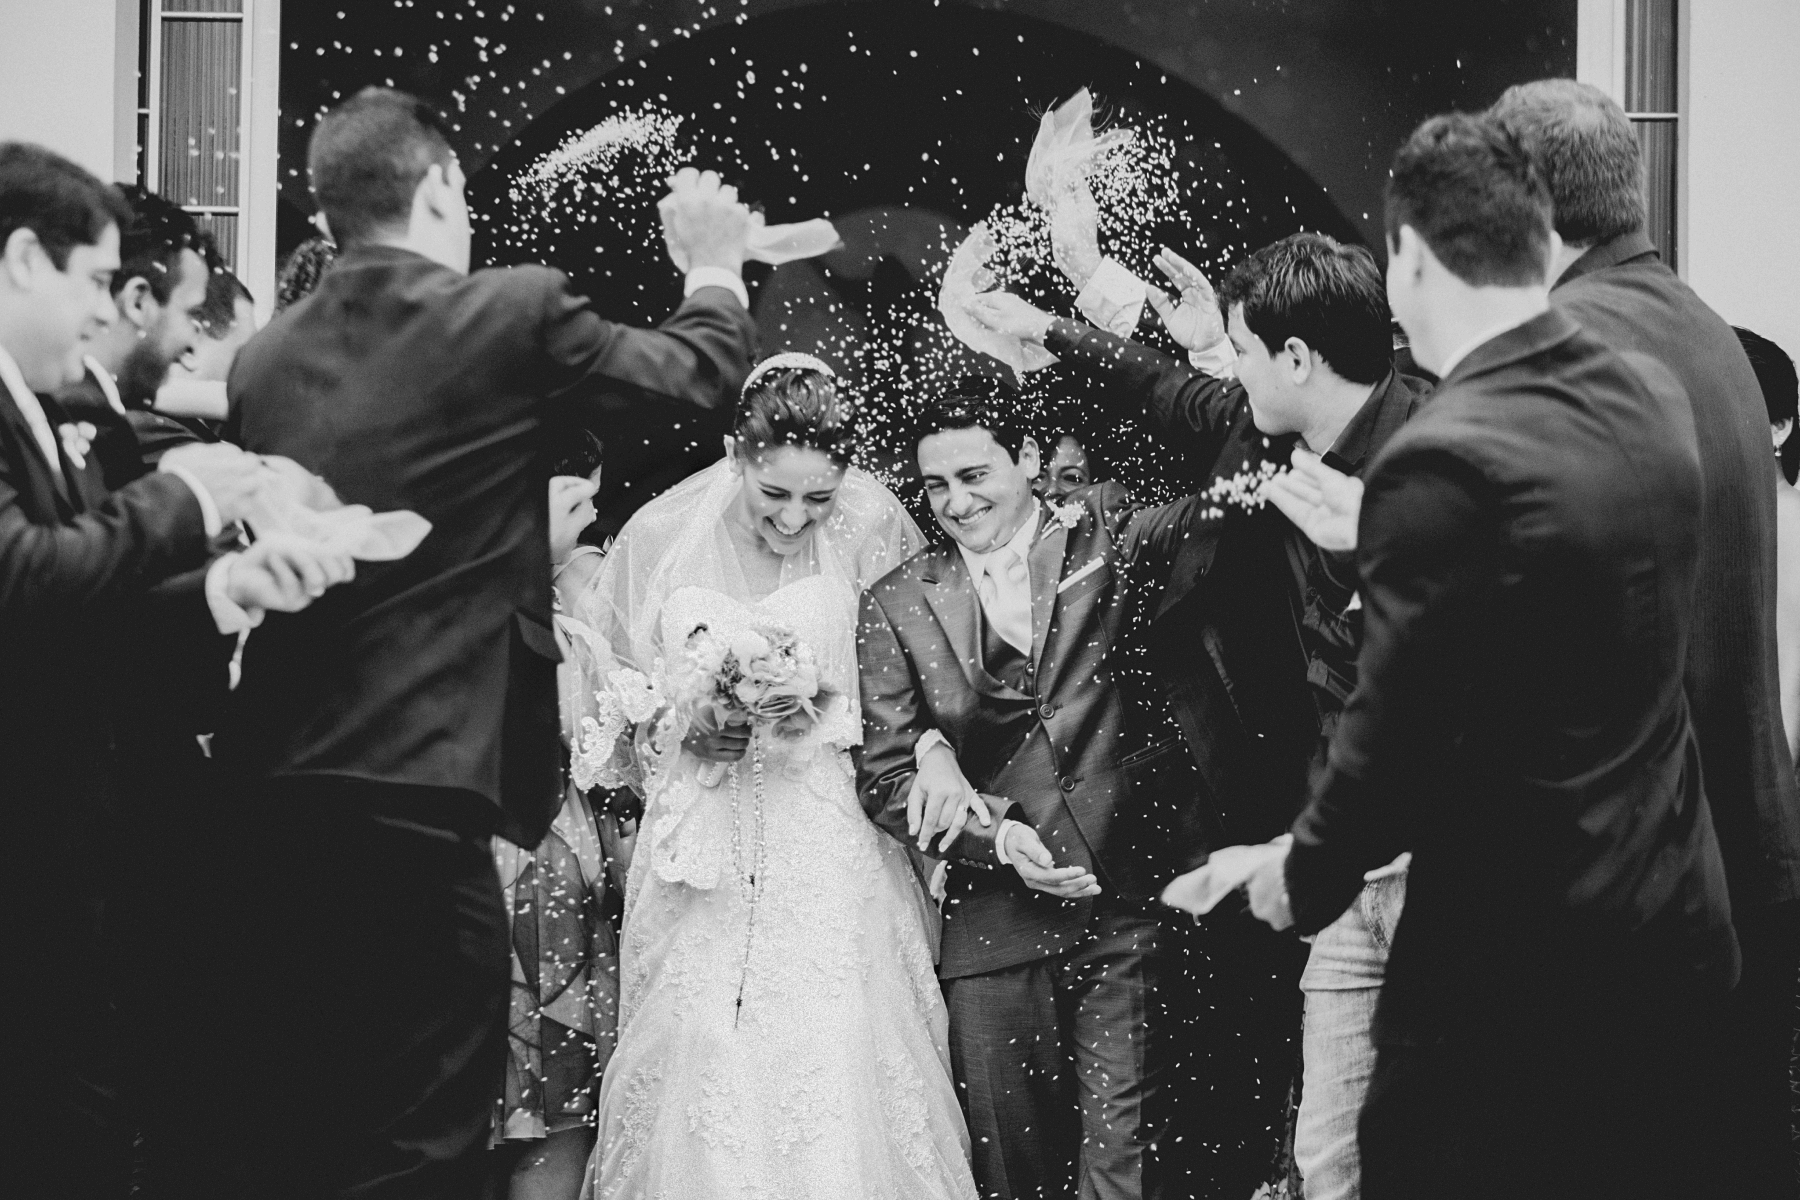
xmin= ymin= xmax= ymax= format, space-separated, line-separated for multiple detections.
xmin=964 ymin=290 xmax=1244 ymax=470
xmin=1284 ymin=443 xmax=1495 ymax=933
xmin=540 ymin=278 xmax=756 ymax=414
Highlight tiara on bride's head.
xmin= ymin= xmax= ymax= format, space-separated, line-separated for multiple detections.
xmin=741 ymin=351 xmax=837 ymax=398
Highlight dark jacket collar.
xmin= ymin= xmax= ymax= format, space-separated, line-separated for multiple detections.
xmin=1556 ymin=229 xmax=1660 ymax=289
xmin=1321 ymin=368 xmax=1425 ymax=476
xmin=1439 ymin=308 xmax=1581 ymax=391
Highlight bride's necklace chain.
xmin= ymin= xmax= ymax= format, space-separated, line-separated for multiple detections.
xmin=728 ymin=731 xmax=768 ymax=1024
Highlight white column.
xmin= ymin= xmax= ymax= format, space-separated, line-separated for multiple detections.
xmin=0 ymin=0 xmax=124 ymax=180
xmin=1683 ymin=0 xmax=1800 ymax=354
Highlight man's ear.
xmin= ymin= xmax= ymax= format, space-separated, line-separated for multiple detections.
xmin=1544 ymin=227 xmax=1564 ymax=283
xmin=416 ymin=164 xmax=450 ymax=222
xmin=1284 ymin=336 xmax=1314 ymax=384
xmin=114 ymin=275 xmax=156 ymax=331
xmin=1017 ymin=435 xmax=1041 ymax=479
xmin=1392 ymin=225 xmax=1427 ymax=281
xmin=1 ymin=227 xmax=41 ymax=289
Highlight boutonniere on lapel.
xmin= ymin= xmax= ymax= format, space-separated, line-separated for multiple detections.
xmin=57 ymin=421 xmax=96 ymax=470
xmin=1197 ymin=458 xmax=1289 ymax=521
xmin=1043 ymin=500 xmax=1083 ymax=534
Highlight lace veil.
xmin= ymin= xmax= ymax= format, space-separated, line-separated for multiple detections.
xmin=571 ymin=457 xmax=925 ymax=788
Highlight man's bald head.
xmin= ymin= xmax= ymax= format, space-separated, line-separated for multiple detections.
xmin=1489 ymin=78 xmax=1646 ymax=248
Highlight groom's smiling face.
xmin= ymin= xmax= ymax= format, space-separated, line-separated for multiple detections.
xmin=918 ymin=425 xmax=1040 ymax=554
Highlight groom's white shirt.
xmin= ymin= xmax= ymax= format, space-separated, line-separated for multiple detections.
xmin=916 ymin=501 xmax=1045 ymax=867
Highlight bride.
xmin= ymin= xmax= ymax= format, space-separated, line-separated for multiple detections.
xmin=571 ymin=354 xmax=979 ymax=1200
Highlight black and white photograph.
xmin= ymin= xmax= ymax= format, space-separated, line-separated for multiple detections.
xmin=1 ymin=1 xmax=1796 ymax=1197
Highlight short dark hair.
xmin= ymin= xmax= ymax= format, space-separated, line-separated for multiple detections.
xmin=735 ymin=363 xmax=858 ymax=466
xmin=1385 ymin=112 xmax=1553 ymax=288
xmin=1216 ymin=233 xmax=1393 ymax=385
xmin=1489 ymin=79 xmax=1645 ymax=247
xmin=1040 ymin=427 xmax=1101 ymax=477
xmin=113 ymin=185 xmax=215 ymax=303
xmin=917 ymin=376 xmax=1029 ymax=461
xmin=274 ymin=235 xmax=338 ymax=314
xmin=0 ymin=142 xmax=131 ymax=271
xmin=1737 ymin=326 xmax=1800 ymax=485
xmin=308 ymin=87 xmax=456 ymax=246
xmin=196 ymin=266 xmax=253 ymax=339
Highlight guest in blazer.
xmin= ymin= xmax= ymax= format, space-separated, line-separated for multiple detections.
xmin=208 ymin=88 xmax=755 ymax=1199
xmin=56 ymin=185 xmax=217 ymax=489
xmin=859 ymin=383 xmax=1222 ymax=1200
xmin=1492 ymin=80 xmax=1800 ymax=1195
xmin=1252 ymin=113 xmax=1738 ymax=1200
xmin=0 ymin=143 xmax=348 ymax=1200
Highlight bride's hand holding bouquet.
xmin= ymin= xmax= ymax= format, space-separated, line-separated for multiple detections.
xmin=671 ymin=621 xmax=837 ymax=785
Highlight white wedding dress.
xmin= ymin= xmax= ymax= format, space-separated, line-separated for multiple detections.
xmin=572 ymin=464 xmax=976 ymax=1200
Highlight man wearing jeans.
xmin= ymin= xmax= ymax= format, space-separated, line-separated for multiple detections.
xmin=1292 ymin=860 xmax=1406 ymax=1198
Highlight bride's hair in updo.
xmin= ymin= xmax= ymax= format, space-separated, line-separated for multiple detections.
xmin=733 ymin=353 xmax=857 ymax=467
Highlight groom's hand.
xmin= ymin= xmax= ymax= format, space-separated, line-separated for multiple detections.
xmin=1007 ymin=825 xmax=1102 ymax=899
xmin=910 ymin=743 xmax=992 ymax=853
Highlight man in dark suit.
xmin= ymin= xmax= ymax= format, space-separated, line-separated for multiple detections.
xmin=208 ymin=88 xmax=755 ymax=1198
xmin=859 ymin=385 xmax=1225 ymax=1200
xmin=1250 ymin=113 xmax=1738 ymax=1200
xmin=970 ymin=235 xmax=1426 ymax=841
xmin=57 ymin=185 xmax=216 ymax=488
xmin=0 ymin=143 xmax=351 ymax=1200
xmin=1491 ymin=79 xmax=1800 ymax=1194
xmin=971 ymin=240 xmax=1427 ymax=1193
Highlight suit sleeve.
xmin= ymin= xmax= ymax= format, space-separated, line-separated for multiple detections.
xmin=0 ymin=464 xmax=212 ymax=622
xmin=539 ymin=271 xmax=756 ymax=413
xmin=1044 ymin=317 xmax=1245 ymax=470
xmin=856 ymin=583 xmax=1010 ymax=867
xmin=1284 ymin=444 xmax=1495 ymax=934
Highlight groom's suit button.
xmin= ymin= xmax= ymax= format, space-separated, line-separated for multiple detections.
xmin=1060 ymin=776 xmax=1077 ymax=793
xmin=1039 ymin=703 xmax=1057 ymax=719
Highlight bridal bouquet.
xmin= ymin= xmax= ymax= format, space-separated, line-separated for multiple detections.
xmin=667 ymin=620 xmax=835 ymax=746
xmin=571 ymin=619 xmax=835 ymax=795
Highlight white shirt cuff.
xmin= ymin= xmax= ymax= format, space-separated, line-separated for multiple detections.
xmin=913 ymin=728 xmax=951 ymax=768
xmin=160 ymin=462 xmax=223 ymax=537
xmin=995 ymin=818 xmax=1024 ymax=867
xmin=684 ymin=266 xmax=749 ymax=310
xmin=1188 ymin=337 xmax=1238 ymax=378
xmin=204 ymin=552 xmax=263 ymax=635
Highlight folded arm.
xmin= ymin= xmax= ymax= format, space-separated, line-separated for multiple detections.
xmin=855 ymin=586 xmax=1011 ymax=867
xmin=0 ymin=467 xmax=210 ymax=621
xmin=1285 ymin=445 xmax=1494 ymax=934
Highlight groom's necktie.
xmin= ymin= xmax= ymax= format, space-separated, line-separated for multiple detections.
xmin=978 ymin=548 xmax=1034 ymax=657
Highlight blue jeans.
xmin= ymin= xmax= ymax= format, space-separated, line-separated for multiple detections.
xmin=1293 ymin=869 xmax=1407 ymax=1200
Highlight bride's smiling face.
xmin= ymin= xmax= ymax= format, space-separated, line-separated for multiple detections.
xmin=729 ymin=441 xmax=848 ymax=556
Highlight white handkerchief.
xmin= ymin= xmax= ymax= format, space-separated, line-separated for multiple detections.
xmin=670 ymin=212 xmax=842 ymax=270
xmin=1076 ymin=257 xmax=1149 ymax=338
xmin=939 ymin=224 xmax=1058 ymax=384
xmin=1160 ymin=836 xmax=1293 ymax=916
xmin=1056 ymin=556 xmax=1105 ymax=594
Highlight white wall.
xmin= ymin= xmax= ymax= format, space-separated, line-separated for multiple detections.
xmin=0 ymin=0 xmax=130 ymax=182
xmin=1684 ymin=0 xmax=1800 ymax=356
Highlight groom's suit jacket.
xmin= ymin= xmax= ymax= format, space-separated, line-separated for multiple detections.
xmin=1044 ymin=319 xmax=1428 ymax=842
xmin=220 ymin=245 xmax=754 ymax=846
xmin=859 ymin=485 xmax=1213 ymax=979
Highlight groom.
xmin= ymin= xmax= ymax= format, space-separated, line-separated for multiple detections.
xmin=859 ymin=382 xmax=1210 ymax=1200
xmin=205 ymin=88 xmax=756 ymax=1198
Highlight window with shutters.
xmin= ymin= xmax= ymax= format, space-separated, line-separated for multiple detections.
xmin=135 ymin=0 xmax=279 ymax=309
